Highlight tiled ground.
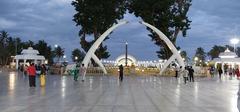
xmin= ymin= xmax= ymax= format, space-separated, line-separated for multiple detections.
xmin=0 ymin=70 xmax=239 ymax=112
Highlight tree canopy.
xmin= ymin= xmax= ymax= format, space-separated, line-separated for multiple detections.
xmin=207 ymin=45 xmax=235 ymax=60
xmin=71 ymin=48 xmax=85 ymax=62
xmin=128 ymin=0 xmax=191 ymax=59
xmin=72 ymin=0 xmax=192 ymax=60
xmin=0 ymin=30 xmax=57 ymax=65
xmin=194 ymin=47 xmax=206 ymax=66
xmin=72 ymin=0 xmax=127 ymax=60
xmin=53 ymin=46 xmax=65 ymax=62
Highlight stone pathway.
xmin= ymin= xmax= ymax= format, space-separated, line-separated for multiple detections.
xmin=0 ymin=71 xmax=239 ymax=112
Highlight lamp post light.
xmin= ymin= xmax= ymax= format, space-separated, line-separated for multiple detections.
xmin=63 ymin=55 xmax=66 ymax=62
xmin=194 ymin=57 xmax=199 ymax=66
xmin=54 ymin=44 xmax=58 ymax=48
xmin=230 ymin=38 xmax=239 ymax=53
xmin=74 ymin=56 xmax=78 ymax=62
xmin=75 ymin=56 xmax=78 ymax=62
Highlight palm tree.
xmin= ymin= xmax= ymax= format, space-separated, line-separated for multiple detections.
xmin=71 ymin=48 xmax=85 ymax=62
xmin=0 ymin=31 xmax=10 ymax=65
xmin=0 ymin=30 xmax=9 ymax=47
xmin=53 ymin=46 xmax=64 ymax=62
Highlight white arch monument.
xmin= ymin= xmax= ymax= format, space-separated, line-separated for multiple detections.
xmin=81 ymin=21 xmax=185 ymax=81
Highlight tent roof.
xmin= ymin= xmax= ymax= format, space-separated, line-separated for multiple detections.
xmin=219 ymin=48 xmax=237 ymax=58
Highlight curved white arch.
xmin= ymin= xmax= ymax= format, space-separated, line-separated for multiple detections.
xmin=115 ymin=54 xmax=137 ymax=66
xmin=82 ymin=21 xmax=185 ymax=80
xmin=140 ymin=21 xmax=185 ymax=75
xmin=91 ymin=54 xmax=107 ymax=74
xmin=81 ymin=21 xmax=128 ymax=80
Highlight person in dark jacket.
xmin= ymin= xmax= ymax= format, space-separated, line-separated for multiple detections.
xmin=41 ymin=64 xmax=47 ymax=75
xmin=119 ymin=64 xmax=124 ymax=82
xmin=218 ymin=67 xmax=223 ymax=79
xmin=40 ymin=64 xmax=47 ymax=87
xmin=188 ymin=66 xmax=194 ymax=82
xmin=27 ymin=63 xmax=36 ymax=87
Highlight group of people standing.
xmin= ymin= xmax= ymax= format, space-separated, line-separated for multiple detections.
xmin=22 ymin=63 xmax=47 ymax=87
xmin=175 ymin=66 xmax=195 ymax=84
xmin=71 ymin=64 xmax=87 ymax=82
xmin=215 ymin=66 xmax=240 ymax=79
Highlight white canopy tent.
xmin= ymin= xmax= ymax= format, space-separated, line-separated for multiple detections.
xmin=213 ymin=48 xmax=240 ymax=70
xmin=15 ymin=47 xmax=45 ymax=69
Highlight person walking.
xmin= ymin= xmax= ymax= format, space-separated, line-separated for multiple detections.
xmin=35 ymin=64 xmax=41 ymax=76
xmin=228 ymin=67 xmax=233 ymax=80
xmin=27 ymin=63 xmax=36 ymax=87
xmin=175 ymin=66 xmax=180 ymax=78
xmin=188 ymin=66 xmax=194 ymax=82
xmin=119 ymin=64 xmax=124 ymax=82
xmin=40 ymin=64 xmax=47 ymax=87
xmin=23 ymin=65 xmax=28 ymax=76
xmin=182 ymin=67 xmax=189 ymax=84
xmin=72 ymin=65 xmax=79 ymax=81
xmin=218 ymin=67 xmax=223 ymax=79
xmin=209 ymin=66 xmax=215 ymax=78
xmin=236 ymin=68 xmax=240 ymax=79
xmin=80 ymin=64 xmax=87 ymax=82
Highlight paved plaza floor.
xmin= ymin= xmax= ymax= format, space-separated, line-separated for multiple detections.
xmin=0 ymin=71 xmax=240 ymax=112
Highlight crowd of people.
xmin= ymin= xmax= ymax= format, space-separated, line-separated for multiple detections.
xmin=20 ymin=63 xmax=47 ymax=87
xmin=175 ymin=65 xmax=240 ymax=84
xmin=21 ymin=63 xmax=88 ymax=87
xmin=213 ymin=66 xmax=240 ymax=80
xmin=20 ymin=61 xmax=240 ymax=87
xmin=175 ymin=66 xmax=195 ymax=84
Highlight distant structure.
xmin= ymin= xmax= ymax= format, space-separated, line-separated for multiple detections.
xmin=101 ymin=54 xmax=165 ymax=68
xmin=14 ymin=47 xmax=45 ymax=69
xmin=213 ymin=48 xmax=240 ymax=70
xmin=81 ymin=21 xmax=184 ymax=81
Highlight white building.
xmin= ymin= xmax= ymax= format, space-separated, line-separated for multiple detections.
xmin=101 ymin=54 xmax=165 ymax=68
xmin=213 ymin=48 xmax=240 ymax=70
xmin=15 ymin=47 xmax=45 ymax=69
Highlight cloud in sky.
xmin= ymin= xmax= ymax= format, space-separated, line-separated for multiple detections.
xmin=0 ymin=0 xmax=240 ymax=61
xmin=177 ymin=0 xmax=240 ymax=57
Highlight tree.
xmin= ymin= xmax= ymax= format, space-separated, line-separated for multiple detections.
xmin=194 ymin=47 xmax=206 ymax=66
xmin=34 ymin=40 xmax=54 ymax=64
xmin=180 ymin=50 xmax=190 ymax=62
xmin=128 ymin=0 xmax=192 ymax=59
xmin=19 ymin=40 xmax=35 ymax=50
xmin=207 ymin=45 xmax=234 ymax=60
xmin=0 ymin=31 xmax=22 ymax=65
xmin=207 ymin=45 xmax=226 ymax=60
xmin=224 ymin=45 xmax=234 ymax=51
xmin=72 ymin=0 xmax=127 ymax=60
xmin=71 ymin=48 xmax=85 ymax=62
xmin=53 ymin=46 xmax=64 ymax=62
xmin=0 ymin=31 xmax=10 ymax=65
xmin=236 ymin=47 xmax=240 ymax=57
xmin=15 ymin=37 xmax=22 ymax=54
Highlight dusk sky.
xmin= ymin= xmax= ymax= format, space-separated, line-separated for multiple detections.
xmin=0 ymin=0 xmax=240 ymax=61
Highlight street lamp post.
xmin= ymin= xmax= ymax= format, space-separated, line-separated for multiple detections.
xmin=194 ymin=57 xmax=198 ymax=66
xmin=63 ymin=55 xmax=66 ymax=62
xmin=125 ymin=42 xmax=128 ymax=67
xmin=15 ymin=39 xmax=17 ymax=55
xmin=230 ymin=38 xmax=239 ymax=53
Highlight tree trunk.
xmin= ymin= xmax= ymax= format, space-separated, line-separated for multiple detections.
xmin=172 ymin=28 xmax=180 ymax=45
